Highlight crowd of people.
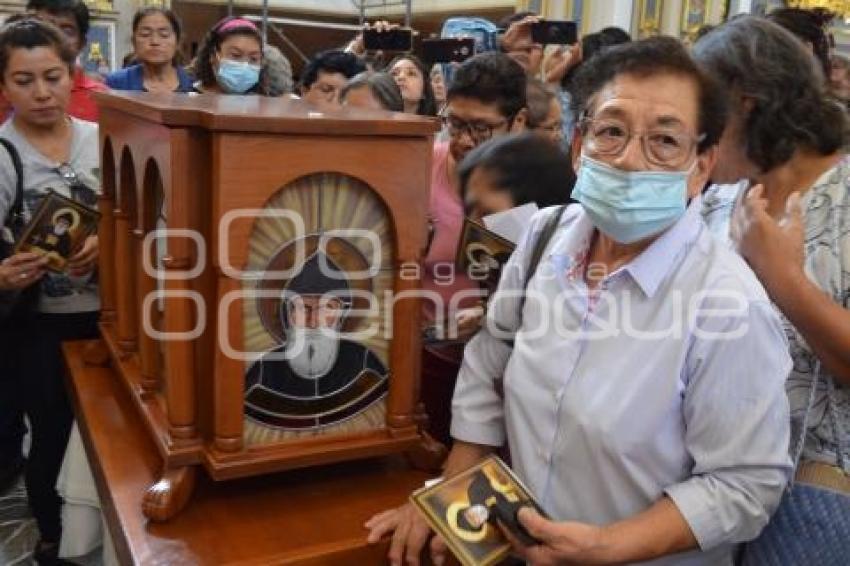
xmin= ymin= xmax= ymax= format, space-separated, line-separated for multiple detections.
xmin=0 ymin=0 xmax=847 ymax=564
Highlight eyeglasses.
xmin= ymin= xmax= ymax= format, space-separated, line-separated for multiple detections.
xmin=441 ymin=112 xmax=512 ymax=143
xmin=55 ymin=163 xmax=97 ymax=207
xmin=580 ymin=117 xmax=704 ymax=169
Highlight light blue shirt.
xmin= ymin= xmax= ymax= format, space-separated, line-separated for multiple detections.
xmin=451 ymin=201 xmax=793 ymax=565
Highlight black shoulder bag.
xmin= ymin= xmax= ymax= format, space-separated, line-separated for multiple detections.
xmin=0 ymin=137 xmax=37 ymax=322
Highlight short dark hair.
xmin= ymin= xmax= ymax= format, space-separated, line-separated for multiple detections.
xmin=458 ymin=133 xmax=575 ymax=210
xmin=387 ymin=54 xmax=437 ymax=116
xmin=447 ymin=52 xmax=527 ymax=119
xmin=767 ymin=7 xmax=832 ymax=78
xmin=300 ymin=49 xmax=366 ymax=90
xmin=571 ymin=36 xmax=726 ymax=154
xmin=562 ymin=27 xmax=631 ymax=90
xmin=340 ymin=71 xmax=404 ymax=112
xmin=192 ymin=16 xmax=265 ymax=93
xmin=0 ymin=18 xmax=76 ymax=81
xmin=26 ymin=0 xmax=89 ymax=39
xmin=693 ymin=16 xmax=848 ymax=171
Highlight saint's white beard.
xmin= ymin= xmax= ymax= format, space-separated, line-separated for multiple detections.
xmin=284 ymin=327 xmax=340 ymax=380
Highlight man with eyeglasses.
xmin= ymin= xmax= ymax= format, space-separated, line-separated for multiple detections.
xmin=0 ymin=0 xmax=107 ymax=123
xmin=368 ymin=37 xmax=792 ymax=566
xmin=418 ymin=52 xmax=527 ymax=446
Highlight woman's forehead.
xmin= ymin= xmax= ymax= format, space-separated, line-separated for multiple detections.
xmin=588 ymin=73 xmax=699 ymax=129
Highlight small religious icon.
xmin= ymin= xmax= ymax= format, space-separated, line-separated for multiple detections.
xmin=15 ymin=190 xmax=100 ymax=272
xmin=244 ymin=248 xmax=388 ymax=430
xmin=412 ymin=456 xmax=549 ymax=566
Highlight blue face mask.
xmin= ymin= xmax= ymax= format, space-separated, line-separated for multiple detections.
xmin=572 ymin=155 xmax=693 ymax=244
xmin=215 ymin=59 xmax=260 ymax=94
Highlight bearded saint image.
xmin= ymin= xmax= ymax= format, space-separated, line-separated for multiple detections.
xmin=243 ymin=252 xmax=388 ymax=429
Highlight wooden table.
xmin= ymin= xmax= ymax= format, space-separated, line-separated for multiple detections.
xmin=63 ymin=340 xmax=433 ymax=565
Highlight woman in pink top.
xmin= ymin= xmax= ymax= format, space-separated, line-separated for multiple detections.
xmin=419 ymin=52 xmax=529 ymax=446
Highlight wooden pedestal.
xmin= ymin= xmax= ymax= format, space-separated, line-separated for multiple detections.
xmin=64 ymin=340 xmax=440 ymax=565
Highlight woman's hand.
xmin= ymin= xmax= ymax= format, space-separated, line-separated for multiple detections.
xmin=544 ymin=42 xmax=582 ymax=84
xmin=732 ymin=185 xmax=805 ymax=294
xmin=507 ymin=507 xmax=608 ymax=566
xmin=500 ymin=15 xmax=540 ymax=53
xmin=67 ymin=235 xmax=98 ymax=277
xmin=365 ymin=502 xmax=448 ymax=566
xmin=0 ymin=251 xmax=47 ymax=290
xmin=455 ymin=304 xmax=485 ymax=341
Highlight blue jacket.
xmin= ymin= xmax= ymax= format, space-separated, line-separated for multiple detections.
xmin=105 ymin=64 xmax=194 ymax=93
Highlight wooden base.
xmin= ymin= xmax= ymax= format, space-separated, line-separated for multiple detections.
xmin=62 ymin=340 xmax=436 ymax=564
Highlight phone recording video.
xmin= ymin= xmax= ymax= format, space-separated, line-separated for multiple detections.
xmin=421 ymin=38 xmax=476 ymax=64
xmin=531 ymin=20 xmax=578 ymax=45
xmin=363 ymin=28 xmax=413 ymax=51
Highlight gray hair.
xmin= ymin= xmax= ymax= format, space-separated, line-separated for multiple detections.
xmin=693 ymin=16 xmax=848 ymax=171
xmin=263 ymin=44 xmax=293 ymax=96
xmin=340 ymin=71 xmax=404 ymax=112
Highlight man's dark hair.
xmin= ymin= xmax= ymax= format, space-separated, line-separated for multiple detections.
xmin=597 ymin=26 xmax=631 ymax=45
xmin=26 ymin=0 xmax=89 ymax=39
xmin=300 ymin=49 xmax=366 ymax=90
xmin=767 ymin=7 xmax=832 ymax=79
xmin=562 ymin=27 xmax=631 ymax=90
xmin=458 ymin=133 xmax=575 ymax=210
xmin=0 ymin=18 xmax=76 ymax=80
xmin=340 ymin=71 xmax=404 ymax=112
xmin=571 ymin=36 xmax=726 ymax=154
xmin=447 ymin=52 xmax=527 ymax=119
xmin=693 ymin=16 xmax=848 ymax=171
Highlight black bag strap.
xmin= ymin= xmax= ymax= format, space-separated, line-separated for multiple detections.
xmin=517 ymin=204 xmax=568 ymax=315
xmin=492 ymin=204 xmax=568 ymax=398
xmin=0 ymin=137 xmax=24 ymax=234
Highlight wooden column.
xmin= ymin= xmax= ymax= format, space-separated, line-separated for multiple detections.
xmin=213 ymin=275 xmax=243 ymax=453
xmin=136 ymin=228 xmax=159 ymax=395
xmin=162 ymin=254 xmax=198 ymax=441
xmin=97 ymin=194 xmax=116 ymax=322
xmin=114 ymin=211 xmax=137 ymax=352
xmin=386 ymin=267 xmax=420 ymax=431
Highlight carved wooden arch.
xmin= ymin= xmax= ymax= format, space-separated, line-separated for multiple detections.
xmin=98 ymin=137 xmax=117 ymax=321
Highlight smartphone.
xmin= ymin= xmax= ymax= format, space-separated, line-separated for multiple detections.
xmin=531 ymin=20 xmax=578 ymax=45
xmin=363 ymin=28 xmax=413 ymax=51
xmin=421 ymin=38 xmax=476 ymax=64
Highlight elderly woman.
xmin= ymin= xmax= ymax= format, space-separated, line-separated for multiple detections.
xmin=694 ymin=16 xmax=850 ymax=563
xmin=105 ymin=7 xmax=193 ymax=93
xmin=367 ymin=36 xmax=792 ymax=566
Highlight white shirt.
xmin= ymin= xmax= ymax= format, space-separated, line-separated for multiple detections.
xmin=451 ymin=201 xmax=793 ymax=565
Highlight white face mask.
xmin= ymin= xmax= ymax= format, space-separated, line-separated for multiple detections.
xmin=284 ymin=327 xmax=340 ymax=380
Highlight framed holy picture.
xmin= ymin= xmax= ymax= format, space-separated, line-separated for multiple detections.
xmin=15 ymin=190 xmax=100 ymax=272
xmin=682 ymin=0 xmax=712 ymax=38
xmin=411 ymin=456 xmax=547 ymax=566
xmin=455 ymin=217 xmax=516 ymax=296
xmin=639 ymin=0 xmax=663 ymax=37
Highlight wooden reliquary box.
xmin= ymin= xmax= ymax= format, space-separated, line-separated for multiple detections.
xmin=91 ymin=92 xmax=439 ymax=520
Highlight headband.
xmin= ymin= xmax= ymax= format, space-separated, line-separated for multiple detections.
xmin=217 ymin=18 xmax=258 ymax=34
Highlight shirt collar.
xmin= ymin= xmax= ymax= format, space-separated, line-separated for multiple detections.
xmin=621 ymin=195 xmax=704 ymax=299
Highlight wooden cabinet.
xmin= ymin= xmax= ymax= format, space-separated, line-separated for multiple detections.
xmin=92 ymin=92 xmax=441 ymax=520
